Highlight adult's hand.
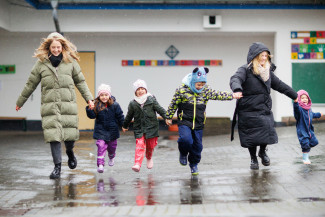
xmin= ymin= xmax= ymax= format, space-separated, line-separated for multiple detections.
xmin=233 ymin=92 xmax=243 ymax=99
xmin=88 ymin=100 xmax=94 ymax=110
xmin=122 ymin=127 xmax=128 ymax=132
xmin=294 ymin=97 xmax=298 ymax=103
xmin=16 ymin=105 xmax=21 ymax=111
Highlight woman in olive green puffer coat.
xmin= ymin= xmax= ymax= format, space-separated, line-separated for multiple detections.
xmin=16 ymin=32 xmax=94 ymax=179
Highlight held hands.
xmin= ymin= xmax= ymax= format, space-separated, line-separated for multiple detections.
xmin=232 ymin=92 xmax=243 ymax=99
xmin=294 ymin=97 xmax=298 ymax=103
xmin=122 ymin=127 xmax=128 ymax=133
xmin=16 ymin=105 xmax=21 ymax=111
xmin=165 ymin=119 xmax=172 ymax=126
xmin=88 ymin=100 xmax=95 ymax=110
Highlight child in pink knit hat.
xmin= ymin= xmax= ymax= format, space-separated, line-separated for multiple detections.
xmin=122 ymin=79 xmax=169 ymax=172
xmin=294 ymin=89 xmax=323 ymax=164
xmin=86 ymin=84 xmax=125 ymax=173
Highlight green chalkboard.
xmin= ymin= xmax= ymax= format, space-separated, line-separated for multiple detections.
xmin=292 ymin=63 xmax=325 ymax=104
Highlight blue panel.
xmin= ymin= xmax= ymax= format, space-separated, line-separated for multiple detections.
xmin=24 ymin=1 xmax=325 ymax=10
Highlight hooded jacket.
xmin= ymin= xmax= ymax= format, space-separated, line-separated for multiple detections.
xmin=86 ymin=96 xmax=124 ymax=141
xmin=230 ymin=42 xmax=297 ymax=148
xmin=294 ymin=90 xmax=321 ymax=145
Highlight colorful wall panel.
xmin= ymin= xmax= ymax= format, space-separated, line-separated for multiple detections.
xmin=291 ymin=31 xmax=325 ymax=59
xmin=122 ymin=59 xmax=222 ymax=67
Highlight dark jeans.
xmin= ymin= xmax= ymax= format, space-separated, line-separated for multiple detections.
xmin=177 ymin=125 xmax=203 ymax=166
xmin=50 ymin=141 xmax=75 ymax=165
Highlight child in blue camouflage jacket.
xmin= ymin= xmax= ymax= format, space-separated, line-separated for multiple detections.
xmin=166 ymin=67 xmax=240 ymax=175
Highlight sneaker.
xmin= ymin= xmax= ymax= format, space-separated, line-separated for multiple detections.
xmin=147 ymin=158 xmax=153 ymax=169
xmin=258 ymin=148 xmax=270 ymax=166
xmin=132 ymin=164 xmax=140 ymax=172
xmin=97 ymin=165 xmax=104 ymax=173
xmin=108 ymin=158 xmax=115 ymax=167
xmin=179 ymin=153 xmax=187 ymax=166
xmin=302 ymin=153 xmax=311 ymax=164
xmin=250 ymin=157 xmax=259 ymax=170
xmin=190 ymin=164 xmax=199 ymax=175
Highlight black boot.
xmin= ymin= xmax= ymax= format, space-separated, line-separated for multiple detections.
xmin=66 ymin=150 xmax=77 ymax=169
xmin=50 ymin=163 xmax=61 ymax=179
xmin=258 ymin=148 xmax=270 ymax=166
xmin=250 ymin=157 xmax=259 ymax=170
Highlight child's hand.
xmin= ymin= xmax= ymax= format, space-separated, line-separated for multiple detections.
xmin=122 ymin=127 xmax=128 ymax=132
xmin=294 ymin=97 xmax=298 ymax=103
xmin=233 ymin=92 xmax=243 ymax=99
xmin=165 ymin=119 xmax=172 ymax=126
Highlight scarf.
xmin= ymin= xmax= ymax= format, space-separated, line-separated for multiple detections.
xmin=134 ymin=93 xmax=152 ymax=106
xmin=257 ymin=61 xmax=270 ymax=82
xmin=49 ymin=53 xmax=63 ymax=67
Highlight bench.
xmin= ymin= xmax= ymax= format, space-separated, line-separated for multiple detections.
xmin=0 ymin=116 xmax=27 ymax=131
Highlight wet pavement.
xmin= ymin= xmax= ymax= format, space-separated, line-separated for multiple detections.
xmin=0 ymin=123 xmax=325 ymax=217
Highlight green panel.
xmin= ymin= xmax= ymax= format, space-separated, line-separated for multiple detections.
xmin=292 ymin=63 xmax=325 ymax=103
xmin=0 ymin=65 xmax=15 ymax=74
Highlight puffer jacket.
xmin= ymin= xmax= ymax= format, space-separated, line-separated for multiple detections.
xmin=230 ymin=42 xmax=297 ymax=148
xmin=166 ymin=84 xmax=233 ymax=130
xmin=86 ymin=96 xmax=124 ymax=141
xmin=16 ymin=59 xmax=93 ymax=143
xmin=123 ymin=95 xmax=167 ymax=139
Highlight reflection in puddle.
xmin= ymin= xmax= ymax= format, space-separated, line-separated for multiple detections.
xmin=180 ymin=176 xmax=202 ymax=204
xmin=135 ymin=174 xmax=157 ymax=206
xmin=96 ymin=177 xmax=118 ymax=206
xmin=242 ymin=170 xmax=281 ymax=203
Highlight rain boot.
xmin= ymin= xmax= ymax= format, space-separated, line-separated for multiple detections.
xmin=250 ymin=157 xmax=259 ymax=170
xmin=66 ymin=149 xmax=77 ymax=169
xmin=50 ymin=163 xmax=61 ymax=179
xmin=258 ymin=148 xmax=270 ymax=166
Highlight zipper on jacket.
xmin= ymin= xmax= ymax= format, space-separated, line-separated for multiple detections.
xmin=204 ymin=112 xmax=206 ymax=125
xmin=192 ymin=94 xmax=197 ymax=129
xmin=308 ymin=110 xmax=311 ymax=138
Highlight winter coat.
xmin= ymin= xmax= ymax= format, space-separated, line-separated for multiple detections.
xmin=86 ymin=96 xmax=124 ymax=141
xmin=230 ymin=42 xmax=297 ymax=148
xmin=166 ymin=84 xmax=233 ymax=130
xmin=16 ymin=59 xmax=93 ymax=143
xmin=123 ymin=95 xmax=167 ymax=139
xmin=293 ymin=102 xmax=321 ymax=145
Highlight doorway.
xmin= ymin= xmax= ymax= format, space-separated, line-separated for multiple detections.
xmin=76 ymin=52 xmax=95 ymax=130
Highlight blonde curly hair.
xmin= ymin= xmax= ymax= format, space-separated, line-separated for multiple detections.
xmin=34 ymin=32 xmax=80 ymax=62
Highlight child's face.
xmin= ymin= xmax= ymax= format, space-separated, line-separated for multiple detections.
xmin=136 ymin=87 xmax=147 ymax=97
xmin=195 ymin=82 xmax=206 ymax=90
xmin=300 ymin=94 xmax=309 ymax=105
xmin=99 ymin=93 xmax=110 ymax=103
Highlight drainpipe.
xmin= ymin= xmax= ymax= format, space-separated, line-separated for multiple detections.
xmin=51 ymin=0 xmax=61 ymax=34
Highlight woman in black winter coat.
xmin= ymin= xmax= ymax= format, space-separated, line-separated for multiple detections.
xmin=230 ymin=42 xmax=298 ymax=170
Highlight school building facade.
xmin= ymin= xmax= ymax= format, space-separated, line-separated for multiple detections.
xmin=0 ymin=1 xmax=324 ymax=131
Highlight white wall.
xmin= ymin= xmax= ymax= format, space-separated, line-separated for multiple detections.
xmin=0 ymin=0 xmax=10 ymax=30
xmin=1 ymin=6 xmax=325 ymax=121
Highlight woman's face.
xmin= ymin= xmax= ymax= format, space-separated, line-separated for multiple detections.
xmin=258 ymin=51 xmax=268 ymax=66
xmin=136 ymin=87 xmax=147 ymax=97
xmin=50 ymin=40 xmax=62 ymax=56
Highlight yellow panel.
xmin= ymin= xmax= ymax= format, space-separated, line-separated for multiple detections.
xmin=76 ymin=52 xmax=95 ymax=130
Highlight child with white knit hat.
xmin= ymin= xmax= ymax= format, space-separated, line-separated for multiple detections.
xmin=122 ymin=79 xmax=169 ymax=172
xmin=86 ymin=84 xmax=125 ymax=173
